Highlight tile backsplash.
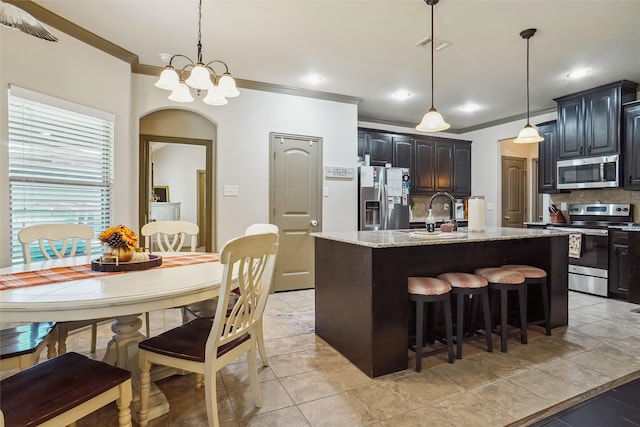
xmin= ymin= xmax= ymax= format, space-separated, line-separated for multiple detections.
xmin=410 ymin=195 xmax=463 ymax=221
xmin=549 ymin=189 xmax=640 ymax=223
xmin=410 ymin=189 xmax=640 ymax=223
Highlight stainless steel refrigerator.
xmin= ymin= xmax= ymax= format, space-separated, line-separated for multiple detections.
xmin=358 ymin=166 xmax=410 ymax=230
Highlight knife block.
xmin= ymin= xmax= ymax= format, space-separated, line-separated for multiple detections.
xmin=550 ymin=211 xmax=566 ymax=223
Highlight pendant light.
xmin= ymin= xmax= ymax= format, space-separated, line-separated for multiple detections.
xmin=416 ymin=0 xmax=450 ymax=132
xmin=513 ymin=28 xmax=544 ymax=144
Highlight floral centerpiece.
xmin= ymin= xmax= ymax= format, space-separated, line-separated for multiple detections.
xmin=99 ymin=225 xmax=138 ymax=262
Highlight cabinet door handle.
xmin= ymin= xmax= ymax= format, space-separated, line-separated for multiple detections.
xmin=579 ymin=146 xmax=584 ymax=154
xmin=630 ymin=175 xmax=633 ymax=184
xmin=587 ymin=145 xmax=592 ymax=153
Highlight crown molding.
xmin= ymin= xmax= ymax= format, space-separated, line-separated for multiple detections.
xmin=5 ymin=0 xmax=140 ymax=68
xmin=134 ymin=64 xmax=360 ymax=104
xmin=360 ymin=105 xmax=557 ymax=135
xmin=10 ymin=0 xmax=360 ymax=106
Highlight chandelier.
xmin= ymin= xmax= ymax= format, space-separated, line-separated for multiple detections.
xmin=154 ymin=0 xmax=239 ymax=106
xmin=513 ymin=28 xmax=543 ymax=143
xmin=416 ymin=0 xmax=450 ymax=132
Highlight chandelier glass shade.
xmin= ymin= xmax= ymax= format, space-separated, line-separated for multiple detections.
xmin=416 ymin=0 xmax=450 ymax=133
xmin=513 ymin=28 xmax=543 ymax=144
xmin=155 ymin=0 xmax=239 ymax=105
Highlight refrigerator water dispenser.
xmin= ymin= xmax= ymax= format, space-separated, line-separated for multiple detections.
xmin=364 ymin=201 xmax=380 ymax=228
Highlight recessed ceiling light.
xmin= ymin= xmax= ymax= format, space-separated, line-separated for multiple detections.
xmin=566 ymin=68 xmax=591 ymax=79
xmin=460 ymin=103 xmax=479 ymax=112
xmin=392 ymin=91 xmax=412 ymax=100
xmin=304 ymin=74 xmax=324 ymax=84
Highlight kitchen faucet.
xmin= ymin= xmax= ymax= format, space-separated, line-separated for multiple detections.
xmin=428 ymin=191 xmax=457 ymax=229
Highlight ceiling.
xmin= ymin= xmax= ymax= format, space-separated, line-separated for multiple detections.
xmin=22 ymin=0 xmax=640 ymax=133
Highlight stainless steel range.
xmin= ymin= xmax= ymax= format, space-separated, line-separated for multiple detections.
xmin=547 ymin=203 xmax=634 ymax=297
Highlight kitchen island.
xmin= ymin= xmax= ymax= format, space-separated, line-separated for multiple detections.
xmin=312 ymin=227 xmax=570 ymax=377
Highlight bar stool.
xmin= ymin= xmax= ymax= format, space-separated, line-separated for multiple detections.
xmin=408 ymin=277 xmax=454 ymax=372
xmin=501 ymin=264 xmax=551 ymax=336
xmin=436 ymin=272 xmax=493 ymax=359
xmin=475 ymin=267 xmax=526 ymax=353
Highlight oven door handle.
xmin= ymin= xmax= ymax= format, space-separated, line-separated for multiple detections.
xmin=546 ymin=226 xmax=608 ymax=236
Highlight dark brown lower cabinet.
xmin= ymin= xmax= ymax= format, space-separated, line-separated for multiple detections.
xmin=609 ymin=229 xmax=629 ymax=299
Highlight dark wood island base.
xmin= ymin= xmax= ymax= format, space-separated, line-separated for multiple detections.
xmin=314 ymin=228 xmax=569 ymax=378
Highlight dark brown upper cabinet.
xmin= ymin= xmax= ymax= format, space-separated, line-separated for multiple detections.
xmin=357 ymin=130 xmax=392 ymax=166
xmin=555 ymin=80 xmax=637 ymax=160
xmin=536 ymin=120 xmax=559 ymax=193
xmin=453 ymin=141 xmax=472 ymax=195
xmin=623 ymin=100 xmax=640 ymax=190
xmin=392 ymin=136 xmax=414 ymax=169
xmin=414 ymin=138 xmax=436 ymax=194
xmin=359 ymin=128 xmax=471 ymax=197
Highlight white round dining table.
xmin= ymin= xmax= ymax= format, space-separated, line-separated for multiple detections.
xmin=0 ymin=252 xmax=225 ymax=422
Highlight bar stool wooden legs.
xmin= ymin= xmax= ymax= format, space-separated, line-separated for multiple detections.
xmin=408 ymin=277 xmax=454 ymax=372
xmin=475 ymin=267 xmax=527 ymax=353
xmin=501 ymin=264 xmax=551 ymax=336
xmin=437 ymin=273 xmax=493 ymax=359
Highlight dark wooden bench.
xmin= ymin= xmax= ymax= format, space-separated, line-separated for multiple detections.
xmin=0 ymin=352 xmax=132 ymax=426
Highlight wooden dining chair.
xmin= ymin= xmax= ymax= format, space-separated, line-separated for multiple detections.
xmin=18 ymin=223 xmax=106 ymax=355
xmin=0 ymin=352 xmax=132 ymax=427
xmin=138 ymin=232 xmax=278 ymax=427
xmin=182 ymin=223 xmax=279 ymax=366
xmin=140 ymin=220 xmax=200 ymax=337
xmin=141 ymin=220 xmax=199 ymax=253
xmin=0 ymin=322 xmax=56 ymax=372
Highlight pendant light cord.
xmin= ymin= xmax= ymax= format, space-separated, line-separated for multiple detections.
xmin=430 ymin=2 xmax=435 ymax=109
xmin=197 ymin=0 xmax=203 ymax=63
xmin=526 ymin=36 xmax=530 ymax=123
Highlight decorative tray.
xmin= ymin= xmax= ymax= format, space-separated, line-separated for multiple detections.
xmin=91 ymin=254 xmax=162 ymax=272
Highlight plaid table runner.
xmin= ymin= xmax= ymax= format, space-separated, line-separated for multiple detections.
xmin=0 ymin=253 xmax=219 ymax=291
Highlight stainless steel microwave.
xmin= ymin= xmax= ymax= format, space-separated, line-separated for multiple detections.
xmin=556 ymin=154 xmax=619 ymax=190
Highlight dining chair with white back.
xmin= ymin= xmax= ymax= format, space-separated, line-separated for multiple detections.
xmin=141 ymin=220 xmax=199 ymax=253
xmin=140 ymin=220 xmax=199 ymax=336
xmin=182 ymin=223 xmax=279 ymax=366
xmin=138 ymin=232 xmax=279 ymax=427
xmin=18 ymin=223 xmax=105 ymax=355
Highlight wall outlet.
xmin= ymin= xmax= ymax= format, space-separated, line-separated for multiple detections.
xmin=223 ymin=185 xmax=239 ymax=196
xmin=560 ymin=202 xmax=567 ymax=210
xmin=443 ymin=203 xmax=449 ymax=211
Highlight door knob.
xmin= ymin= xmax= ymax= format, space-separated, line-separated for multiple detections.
xmin=311 ymin=220 xmax=318 ymax=226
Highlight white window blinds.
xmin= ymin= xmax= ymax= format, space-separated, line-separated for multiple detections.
xmin=8 ymin=86 xmax=115 ymax=264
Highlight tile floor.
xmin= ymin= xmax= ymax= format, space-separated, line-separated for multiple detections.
xmin=4 ymin=290 xmax=640 ymax=426
xmin=530 ymin=376 xmax=640 ymax=426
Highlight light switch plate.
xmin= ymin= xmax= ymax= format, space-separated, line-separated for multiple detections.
xmin=487 ymin=202 xmax=495 ymax=210
xmin=223 ymin=185 xmax=239 ymax=196
xmin=323 ymin=186 xmax=329 ymax=197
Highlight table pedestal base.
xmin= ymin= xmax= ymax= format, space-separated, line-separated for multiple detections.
xmin=103 ymin=314 xmax=170 ymax=421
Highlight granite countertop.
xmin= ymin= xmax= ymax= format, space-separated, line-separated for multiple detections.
xmin=609 ymin=224 xmax=640 ymax=232
xmin=311 ymin=227 xmax=571 ymax=248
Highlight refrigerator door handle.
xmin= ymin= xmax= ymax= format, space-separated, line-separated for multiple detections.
xmin=380 ymin=180 xmax=388 ymax=230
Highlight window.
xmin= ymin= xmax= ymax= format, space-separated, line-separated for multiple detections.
xmin=8 ymin=86 xmax=115 ymax=263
